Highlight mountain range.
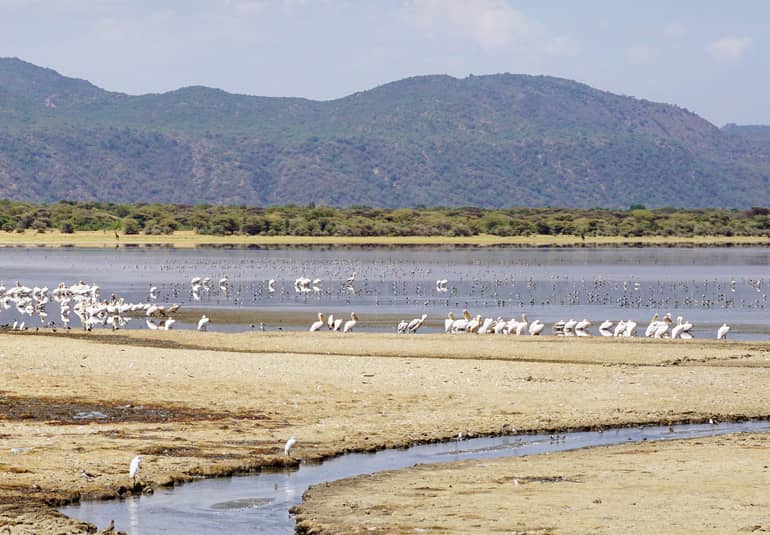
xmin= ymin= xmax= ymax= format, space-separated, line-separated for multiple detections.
xmin=1 ymin=57 xmax=768 ymax=208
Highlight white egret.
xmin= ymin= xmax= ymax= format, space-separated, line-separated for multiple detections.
xmin=129 ymin=455 xmax=142 ymax=485
xmin=284 ymin=437 xmax=296 ymax=456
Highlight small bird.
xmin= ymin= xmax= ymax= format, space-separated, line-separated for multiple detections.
xmin=197 ymin=315 xmax=209 ymax=331
xmin=129 ymin=455 xmax=142 ymax=485
xmin=284 ymin=437 xmax=297 ymax=456
xmin=80 ymin=469 xmax=98 ymax=480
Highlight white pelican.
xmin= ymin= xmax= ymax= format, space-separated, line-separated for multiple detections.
xmin=327 ymin=314 xmax=335 ymax=330
xmin=397 ymin=319 xmax=409 ymax=333
xmin=671 ymin=316 xmax=685 ymax=339
xmin=197 ymin=315 xmax=209 ymax=331
xmin=129 ymin=455 xmax=142 ymax=485
xmin=309 ymin=312 xmax=325 ymax=332
xmin=644 ymin=314 xmax=660 ymax=337
xmin=717 ymin=323 xmax=730 ymax=340
xmin=613 ymin=320 xmax=627 ymax=337
xmin=332 ymin=317 xmax=343 ymax=331
xmin=477 ymin=317 xmax=494 ymax=334
xmin=343 ymin=312 xmax=358 ymax=333
xmin=467 ymin=314 xmax=482 ymax=333
xmin=623 ymin=320 xmax=637 ymax=337
xmin=563 ymin=319 xmax=578 ymax=333
xmin=653 ymin=314 xmax=672 ymax=338
xmin=598 ymin=320 xmax=613 ymax=336
xmin=444 ymin=312 xmax=455 ymax=333
xmin=407 ymin=313 xmax=428 ymax=334
xmin=284 ymin=437 xmax=297 ymax=456
xmin=515 ymin=313 xmax=529 ymax=336
xmin=575 ymin=318 xmax=592 ymax=333
xmin=528 ymin=320 xmax=545 ymax=336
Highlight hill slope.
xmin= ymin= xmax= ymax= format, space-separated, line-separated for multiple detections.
xmin=1 ymin=57 xmax=768 ymax=208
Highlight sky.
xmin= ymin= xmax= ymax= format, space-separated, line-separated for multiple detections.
xmin=1 ymin=0 xmax=768 ymax=125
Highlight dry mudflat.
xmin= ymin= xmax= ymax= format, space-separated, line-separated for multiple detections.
xmin=0 ymin=330 xmax=769 ymax=533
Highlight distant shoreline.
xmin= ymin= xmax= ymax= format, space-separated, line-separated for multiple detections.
xmin=1 ymin=230 xmax=770 ymax=248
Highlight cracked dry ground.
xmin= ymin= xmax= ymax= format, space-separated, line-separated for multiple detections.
xmin=1 ymin=330 xmax=769 ymax=533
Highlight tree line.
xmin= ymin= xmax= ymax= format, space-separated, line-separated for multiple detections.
xmin=1 ymin=200 xmax=769 ymax=238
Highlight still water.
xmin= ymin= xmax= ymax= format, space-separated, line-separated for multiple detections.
xmin=1 ymin=245 xmax=768 ymax=338
xmin=59 ymin=419 xmax=770 ymax=533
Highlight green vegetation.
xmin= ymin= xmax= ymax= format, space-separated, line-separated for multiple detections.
xmin=1 ymin=58 xmax=770 ymax=210
xmin=1 ymin=200 xmax=768 ymax=238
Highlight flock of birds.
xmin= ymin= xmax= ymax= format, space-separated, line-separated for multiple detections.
xmin=0 ymin=279 xmax=215 ymax=333
xmin=0 ymin=276 xmax=735 ymax=340
xmin=384 ymin=309 xmax=732 ymax=339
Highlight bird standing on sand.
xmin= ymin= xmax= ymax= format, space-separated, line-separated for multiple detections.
xmin=197 ymin=315 xmax=209 ymax=331
xmin=343 ymin=312 xmax=358 ymax=333
xmin=129 ymin=455 xmax=142 ymax=485
xmin=284 ymin=437 xmax=296 ymax=456
xmin=717 ymin=323 xmax=730 ymax=340
xmin=310 ymin=312 xmax=325 ymax=332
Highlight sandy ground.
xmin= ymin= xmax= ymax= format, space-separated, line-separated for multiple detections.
xmin=295 ymin=433 xmax=770 ymax=534
xmin=2 ymin=229 xmax=769 ymax=247
xmin=1 ymin=331 xmax=769 ymax=533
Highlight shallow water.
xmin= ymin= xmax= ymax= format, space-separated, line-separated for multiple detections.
xmin=59 ymin=419 xmax=770 ymax=534
xmin=1 ymin=245 xmax=768 ymax=339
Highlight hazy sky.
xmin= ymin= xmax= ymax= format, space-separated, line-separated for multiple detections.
xmin=1 ymin=0 xmax=767 ymax=125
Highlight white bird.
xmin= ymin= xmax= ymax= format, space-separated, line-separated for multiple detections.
xmin=343 ymin=312 xmax=358 ymax=333
xmin=406 ymin=313 xmax=427 ymax=334
xmin=598 ymin=320 xmax=614 ymax=336
xmin=644 ymin=314 xmax=660 ymax=337
xmin=397 ymin=319 xmax=409 ymax=334
xmin=309 ymin=312 xmax=326 ymax=332
xmin=327 ymin=314 xmax=335 ymax=330
xmin=284 ymin=437 xmax=296 ymax=456
xmin=563 ymin=319 xmax=578 ymax=333
xmin=466 ymin=314 xmax=482 ymax=333
xmin=148 ymin=286 xmax=158 ymax=300
xmin=528 ymin=319 xmax=545 ymax=336
xmin=444 ymin=312 xmax=455 ymax=333
xmin=267 ymin=279 xmax=276 ymax=293
xmin=613 ymin=320 xmax=627 ymax=337
xmin=671 ymin=316 xmax=685 ymax=339
xmin=197 ymin=315 xmax=209 ymax=331
xmin=717 ymin=323 xmax=730 ymax=340
xmin=623 ymin=320 xmax=637 ymax=338
xmin=129 ymin=455 xmax=142 ymax=485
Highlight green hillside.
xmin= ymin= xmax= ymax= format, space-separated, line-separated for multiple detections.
xmin=1 ymin=57 xmax=768 ymax=208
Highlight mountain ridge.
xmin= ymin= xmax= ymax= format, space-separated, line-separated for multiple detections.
xmin=0 ymin=57 xmax=768 ymax=208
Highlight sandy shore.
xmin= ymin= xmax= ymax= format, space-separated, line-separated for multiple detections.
xmin=295 ymin=433 xmax=770 ymax=534
xmin=1 ymin=331 xmax=769 ymax=533
xmin=2 ymin=229 xmax=770 ymax=247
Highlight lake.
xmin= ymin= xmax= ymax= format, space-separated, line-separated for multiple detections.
xmin=1 ymin=245 xmax=768 ymax=339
